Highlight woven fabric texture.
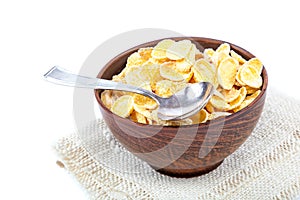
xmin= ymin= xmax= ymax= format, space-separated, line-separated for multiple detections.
xmin=55 ymin=90 xmax=300 ymax=200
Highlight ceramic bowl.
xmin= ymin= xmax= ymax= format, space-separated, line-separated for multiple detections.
xmin=94 ymin=37 xmax=268 ymax=178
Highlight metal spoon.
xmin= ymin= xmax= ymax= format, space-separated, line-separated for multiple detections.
xmin=44 ymin=66 xmax=214 ymax=120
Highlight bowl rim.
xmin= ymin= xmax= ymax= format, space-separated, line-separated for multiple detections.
xmin=95 ymin=36 xmax=268 ymax=128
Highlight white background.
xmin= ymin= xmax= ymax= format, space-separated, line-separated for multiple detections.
xmin=1 ymin=0 xmax=300 ymax=199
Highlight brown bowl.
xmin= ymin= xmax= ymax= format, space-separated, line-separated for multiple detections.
xmin=95 ymin=37 xmax=268 ymax=178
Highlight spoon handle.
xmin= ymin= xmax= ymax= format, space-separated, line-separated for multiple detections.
xmin=44 ymin=66 xmax=159 ymax=101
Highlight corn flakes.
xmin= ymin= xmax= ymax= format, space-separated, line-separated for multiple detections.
xmin=239 ymin=65 xmax=262 ymax=88
xmin=217 ymin=57 xmax=238 ymax=90
xmin=160 ymin=62 xmax=193 ymax=82
xmin=111 ymin=95 xmax=134 ymax=118
xmin=101 ymin=39 xmax=264 ymax=126
xmin=151 ymin=39 xmax=175 ymax=59
xmin=166 ymin=40 xmax=193 ymax=60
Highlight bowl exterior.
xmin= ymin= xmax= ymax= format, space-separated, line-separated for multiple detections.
xmin=95 ymin=37 xmax=268 ymax=177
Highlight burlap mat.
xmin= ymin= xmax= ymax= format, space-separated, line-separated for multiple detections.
xmin=55 ymin=90 xmax=300 ymax=200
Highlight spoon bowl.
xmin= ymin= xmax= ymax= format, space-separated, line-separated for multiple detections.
xmin=157 ymin=82 xmax=214 ymax=120
xmin=44 ymin=66 xmax=214 ymax=120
